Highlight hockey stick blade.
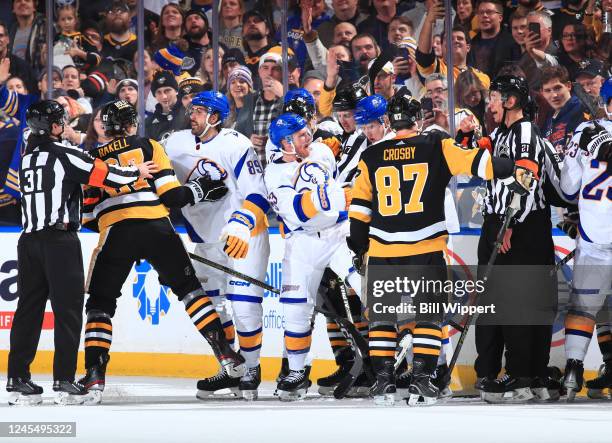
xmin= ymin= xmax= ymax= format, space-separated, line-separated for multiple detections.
xmin=188 ymin=252 xmax=280 ymax=294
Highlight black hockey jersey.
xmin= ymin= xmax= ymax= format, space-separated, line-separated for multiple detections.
xmin=349 ymin=131 xmax=495 ymax=258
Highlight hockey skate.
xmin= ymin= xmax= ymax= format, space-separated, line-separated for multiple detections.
xmin=239 ymin=365 xmax=261 ymax=401
xmin=370 ymin=360 xmax=396 ymax=406
xmin=406 ymin=359 xmax=439 ymax=406
xmin=317 ymin=348 xmax=354 ymax=396
xmin=395 ymin=368 xmax=412 ymax=399
xmin=53 ymin=381 xmax=88 ymax=405
xmin=6 ymin=378 xmax=43 ymax=406
xmin=563 ymin=359 xmax=584 ymax=402
xmin=203 ymin=329 xmax=246 ymax=378
xmin=432 ymin=363 xmax=453 ymax=401
xmin=276 ymin=357 xmax=289 ymax=383
xmin=276 ymin=367 xmax=312 ymax=402
xmin=481 ymin=374 xmax=534 ymax=404
xmin=197 ymin=368 xmax=241 ymax=398
xmin=586 ymin=363 xmax=612 ymax=399
xmin=531 ymin=376 xmax=562 ymax=402
xmin=78 ymin=354 xmax=110 ymax=405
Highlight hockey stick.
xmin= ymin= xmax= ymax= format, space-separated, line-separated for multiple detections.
xmin=550 ymin=248 xmax=576 ymax=276
xmin=447 ymin=191 xmax=523 ymax=375
xmin=188 ymin=252 xmax=279 ymax=294
xmin=573 ymin=82 xmax=603 ymax=120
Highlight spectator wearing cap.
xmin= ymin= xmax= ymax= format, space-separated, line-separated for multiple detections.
xmin=316 ymin=0 xmax=368 ymax=48
xmin=116 ymin=78 xmax=138 ymax=106
xmin=242 ymin=11 xmax=275 ymax=77
xmin=152 ymin=3 xmax=186 ymax=51
xmin=102 ymin=0 xmax=138 ymax=62
xmin=8 ymin=0 xmax=45 ymax=74
xmin=178 ymin=76 xmax=206 ymax=109
xmin=222 ymin=48 xmax=246 ymax=81
xmin=368 ymin=53 xmax=397 ymax=100
xmin=0 ymin=21 xmax=36 ymax=94
xmin=226 ymin=65 xmax=254 ymax=128
xmin=557 ymin=22 xmax=590 ymax=80
xmin=540 ymin=65 xmax=588 ymax=156
xmin=197 ymin=46 xmax=226 ymax=90
xmin=220 ymin=0 xmax=245 ymax=50
xmin=234 ymin=51 xmax=284 ymax=163
xmin=145 ymin=70 xmax=184 ymax=141
xmin=417 ymin=15 xmax=491 ymax=88
xmin=469 ymin=0 xmax=520 ymax=79
xmin=280 ymin=0 xmax=331 ymax=69
xmin=575 ymin=58 xmax=606 ymax=100
xmin=357 ymin=0 xmax=400 ymax=50
xmin=154 ymin=41 xmax=193 ymax=83
xmin=185 ymin=8 xmax=211 ymax=75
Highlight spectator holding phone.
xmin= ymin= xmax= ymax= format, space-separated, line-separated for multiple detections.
xmin=518 ymin=10 xmax=559 ymax=90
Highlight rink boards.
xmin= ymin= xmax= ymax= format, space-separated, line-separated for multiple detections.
xmin=0 ymin=227 xmax=604 ymax=387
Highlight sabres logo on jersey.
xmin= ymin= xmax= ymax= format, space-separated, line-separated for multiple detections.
xmin=292 ymin=161 xmax=331 ymax=193
xmin=132 ymin=260 xmax=171 ymax=325
xmin=190 ymin=157 xmax=228 ymax=181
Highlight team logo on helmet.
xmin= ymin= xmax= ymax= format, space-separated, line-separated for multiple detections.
xmin=193 ymin=158 xmax=228 ymax=181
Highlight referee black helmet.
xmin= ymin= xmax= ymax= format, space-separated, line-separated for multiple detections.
xmin=101 ymin=100 xmax=139 ymax=137
xmin=491 ymin=75 xmax=530 ymax=109
xmin=332 ymin=84 xmax=368 ymax=112
xmin=26 ymin=100 xmax=65 ymax=135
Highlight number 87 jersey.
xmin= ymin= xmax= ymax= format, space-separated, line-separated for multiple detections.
xmin=165 ymin=128 xmax=270 ymax=243
xmin=349 ymin=131 xmax=496 ymax=258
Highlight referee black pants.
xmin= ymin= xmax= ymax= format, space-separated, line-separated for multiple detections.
xmin=85 ymin=218 xmax=201 ymax=317
xmin=474 ymin=209 xmax=555 ymax=379
xmin=8 ymin=230 xmax=84 ymax=381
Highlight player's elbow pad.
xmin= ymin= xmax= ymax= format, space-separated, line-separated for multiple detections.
xmin=159 ymin=186 xmax=193 ymax=208
xmin=491 ymin=157 xmax=514 ymax=179
xmin=348 ymin=219 xmax=369 ymax=254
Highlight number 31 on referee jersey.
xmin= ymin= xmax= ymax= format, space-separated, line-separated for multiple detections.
xmin=375 ymin=163 xmax=429 ymax=216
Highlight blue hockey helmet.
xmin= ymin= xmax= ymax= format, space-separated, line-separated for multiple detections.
xmin=600 ymin=77 xmax=612 ymax=108
xmin=191 ymin=90 xmax=230 ymax=122
xmin=269 ymin=113 xmax=308 ymax=148
xmin=354 ymin=94 xmax=388 ymax=125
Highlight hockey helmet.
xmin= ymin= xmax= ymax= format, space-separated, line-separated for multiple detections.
xmin=101 ymin=100 xmax=138 ymax=137
xmin=387 ymin=87 xmax=422 ymax=131
xmin=354 ymin=94 xmax=388 ymax=125
xmin=490 ymin=75 xmax=530 ymax=108
xmin=283 ymin=88 xmax=316 ymax=121
xmin=600 ymin=77 xmax=612 ymax=108
xmin=26 ymin=100 xmax=66 ymax=136
xmin=269 ymin=113 xmax=308 ymax=148
xmin=191 ymin=90 xmax=231 ymax=122
xmin=332 ymin=84 xmax=368 ymax=112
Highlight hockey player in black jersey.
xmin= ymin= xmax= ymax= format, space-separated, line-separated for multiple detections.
xmin=347 ymin=87 xmax=527 ymax=406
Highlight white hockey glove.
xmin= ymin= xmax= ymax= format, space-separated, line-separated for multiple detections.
xmin=303 ymin=183 xmax=351 ymax=215
xmin=579 ymin=121 xmax=612 ymax=155
xmin=185 ymin=177 xmax=228 ymax=204
xmin=219 ymin=210 xmax=253 ymax=259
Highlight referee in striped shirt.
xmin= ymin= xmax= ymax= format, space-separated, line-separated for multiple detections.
xmin=474 ymin=75 xmax=558 ymax=401
xmin=6 ymin=100 xmax=156 ymax=405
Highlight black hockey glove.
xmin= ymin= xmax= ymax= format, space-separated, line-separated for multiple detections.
xmin=556 ymin=209 xmax=579 ymax=239
xmin=578 ymin=122 xmax=612 ymax=155
xmin=347 ymin=236 xmax=367 ymax=276
xmin=185 ymin=177 xmax=228 ymax=204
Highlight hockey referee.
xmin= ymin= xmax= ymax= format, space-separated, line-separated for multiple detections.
xmin=474 ymin=76 xmax=558 ymax=403
xmin=6 ymin=100 xmax=157 ymax=406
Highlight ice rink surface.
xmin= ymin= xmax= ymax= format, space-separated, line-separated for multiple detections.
xmin=1 ymin=376 xmax=611 ymax=443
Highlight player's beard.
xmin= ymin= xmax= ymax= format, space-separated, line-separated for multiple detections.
xmin=244 ymin=31 xmax=265 ymax=42
xmin=190 ymin=121 xmax=204 ymax=136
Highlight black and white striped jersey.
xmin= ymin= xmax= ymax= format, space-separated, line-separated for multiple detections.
xmin=483 ymin=119 xmax=549 ymax=222
xmin=336 ymin=130 xmax=368 ymax=183
xmin=20 ymin=136 xmax=140 ymax=233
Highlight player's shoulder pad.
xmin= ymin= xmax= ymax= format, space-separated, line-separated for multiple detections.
xmin=219 ymin=127 xmax=252 ymax=148
xmin=164 ymin=129 xmax=194 ymax=152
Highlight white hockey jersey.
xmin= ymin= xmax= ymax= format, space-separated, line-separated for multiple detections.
xmin=165 ymin=128 xmax=270 ymax=243
xmin=561 ymin=119 xmax=612 ymax=244
xmin=264 ymin=142 xmax=346 ymax=236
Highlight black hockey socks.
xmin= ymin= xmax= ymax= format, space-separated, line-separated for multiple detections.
xmin=84 ymin=310 xmax=112 ymax=368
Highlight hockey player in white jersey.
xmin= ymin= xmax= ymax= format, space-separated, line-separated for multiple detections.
xmin=560 ymin=78 xmax=612 ymax=401
xmin=264 ymin=113 xmax=355 ymax=400
xmin=354 ymin=94 xmax=395 ymax=145
xmin=165 ymin=91 xmax=270 ymax=400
